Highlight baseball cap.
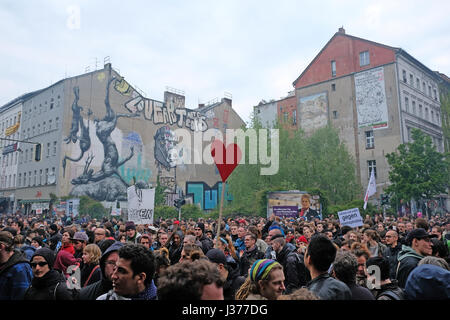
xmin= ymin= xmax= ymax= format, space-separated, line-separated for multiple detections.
xmin=206 ymin=248 xmax=227 ymax=265
xmin=406 ymin=228 xmax=437 ymax=244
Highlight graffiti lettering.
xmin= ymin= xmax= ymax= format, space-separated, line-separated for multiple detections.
xmin=186 ymin=181 xmax=233 ymax=210
xmin=125 ymin=95 xmax=208 ymax=132
xmin=129 ymin=208 xmax=154 ymax=220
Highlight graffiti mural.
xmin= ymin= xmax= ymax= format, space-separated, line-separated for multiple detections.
xmin=298 ymin=92 xmax=328 ymax=134
xmin=119 ymin=132 xmax=152 ymax=185
xmin=186 ymin=181 xmax=233 ymax=210
xmin=64 ymin=74 xmax=139 ymax=201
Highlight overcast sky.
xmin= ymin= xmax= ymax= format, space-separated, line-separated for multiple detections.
xmin=1 ymin=0 xmax=449 ymax=124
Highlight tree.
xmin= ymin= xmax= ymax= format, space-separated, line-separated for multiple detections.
xmin=227 ymin=116 xmax=361 ymax=215
xmin=385 ymin=128 xmax=449 ymax=215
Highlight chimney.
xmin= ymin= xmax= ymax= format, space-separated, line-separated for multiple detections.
xmin=104 ymin=62 xmax=112 ymax=70
xmin=198 ymin=103 xmax=205 ymax=108
xmin=338 ymin=26 xmax=345 ymax=34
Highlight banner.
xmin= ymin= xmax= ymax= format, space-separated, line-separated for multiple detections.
xmin=273 ymin=206 xmax=298 ymax=218
xmin=338 ymin=208 xmax=363 ymax=228
xmin=127 ymin=186 xmax=155 ymax=225
xmin=111 ymin=208 xmax=122 ymax=216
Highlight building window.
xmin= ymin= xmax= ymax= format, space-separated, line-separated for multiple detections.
xmin=431 ymin=110 xmax=434 ymax=123
xmin=428 ymin=85 xmax=431 ymax=97
xmin=50 ymin=103 xmax=54 ymax=110
xmin=293 ymin=110 xmax=297 ymax=125
xmin=53 ymin=141 xmax=57 ymax=156
xmin=331 ymin=60 xmax=336 ymax=77
xmin=331 ymin=83 xmax=336 ymax=91
xmin=43 ymin=121 xmax=46 ymax=131
xmin=434 ymin=89 xmax=437 ymax=100
xmin=55 ymin=117 xmax=59 ymax=128
xmin=419 ymin=104 xmax=423 ymax=118
xmin=405 ymin=97 xmax=409 ymax=112
xmin=412 ymin=100 xmax=416 ymax=115
xmin=368 ymin=160 xmax=377 ymax=179
xmin=409 ymin=74 xmax=413 ymax=85
xmin=39 ymin=169 xmax=43 ymax=185
xmin=28 ymin=171 xmax=31 ymax=186
xmin=333 ymin=111 xmax=338 ymax=119
xmin=34 ymin=170 xmax=37 ymax=186
xmin=23 ymin=172 xmax=26 ymax=187
xmin=45 ymin=169 xmax=48 ymax=185
xmin=284 ymin=112 xmax=288 ymax=123
xmin=425 ymin=107 xmax=429 ymax=120
xmin=423 ymin=82 xmax=426 ymax=92
xmin=365 ymin=130 xmax=374 ymax=149
xmin=49 ymin=119 xmax=52 ymax=130
xmin=416 ymin=78 xmax=420 ymax=89
xmin=359 ymin=51 xmax=370 ymax=66
xmin=18 ymin=174 xmax=21 ymax=187
xmin=47 ymin=143 xmax=50 ymax=157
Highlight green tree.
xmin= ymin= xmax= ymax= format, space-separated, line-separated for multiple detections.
xmin=78 ymin=196 xmax=109 ymax=220
xmin=385 ymin=128 xmax=449 ymax=214
xmin=227 ymin=118 xmax=361 ymax=215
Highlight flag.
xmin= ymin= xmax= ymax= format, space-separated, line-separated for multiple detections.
xmin=364 ymin=170 xmax=376 ymax=209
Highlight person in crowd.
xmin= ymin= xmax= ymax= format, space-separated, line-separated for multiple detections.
xmin=234 ymin=226 xmax=247 ymax=254
xmin=94 ymin=228 xmax=107 ymax=244
xmin=194 ymin=223 xmax=213 ymax=254
xmin=166 ymin=230 xmax=183 ymax=264
xmin=81 ymin=243 xmax=102 ymax=288
xmin=366 ymin=256 xmax=404 ymax=300
xmin=396 ymin=228 xmax=436 ymax=288
xmin=206 ymin=248 xmax=245 ymax=300
xmin=97 ymin=244 xmax=157 ymax=300
xmin=78 ymin=241 xmax=124 ymax=300
xmin=384 ymin=230 xmax=402 ymax=279
xmin=31 ymin=236 xmax=44 ymax=250
xmin=247 ymin=225 xmax=268 ymax=254
xmin=23 ymin=248 xmax=73 ymax=300
xmin=179 ymin=243 xmax=205 ymax=262
xmin=158 ymin=259 xmax=224 ymax=300
xmin=125 ymin=222 xmax=141 ymax=244
xmin=71 ymin=231 xmax=89 ymax=269
xmin=304 ymin=234 xmax=351 ymax=300
xmin=332 ymin=251 xmax=374 ymax=300
xmin=271 ymin=234 xmax=310 ymax=293
xmin=58 ymin=228 xmax=75 ymax=255
xmin=351 ymin=243 xmax=371 ymax=287
xmin=404 ymin=264 xmax=450 ymax=300
xmin=138 ymin=234 xmax=153 ymax=251
xmin=239 ymin=232 xmax=265 ymax=277
xmin=362 ymin=229 xmax=388 ymax=258
xmin=15 ymin=234 xmax=35 ymax=260
xmin=0 ymin=231 xmax=33 ymax=300
xmin=235 ymin=259 xmax=285 ymax=300
xmin=153 ymin=247 xmax=171 ymax=287
xmin=418 ymin=256 xmax=449 ymax=270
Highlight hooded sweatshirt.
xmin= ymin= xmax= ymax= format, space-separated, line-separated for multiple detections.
xmin=0 ymin=250 xmax=33 ymax=300
xmin=78 ymin=241 xmax=124 ymax=300
xmin=396 ymin=245 xmax=424 ymax=288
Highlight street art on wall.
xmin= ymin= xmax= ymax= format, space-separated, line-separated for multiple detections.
xmin=63 ymin=75 xmax=140 ymax=201
xmin=355 ymin=67 xmax=388 ymax=130
xmin=298 ymin=92 xmax=328 ymax=134
xmin=124 ymin=95 xmax=209 ymax=132
xmin=186 ymin=181 xmax=233 ymax=210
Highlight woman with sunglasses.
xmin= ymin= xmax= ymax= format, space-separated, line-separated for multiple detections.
xmin=24 ymin=248 xmax=73 ymax=300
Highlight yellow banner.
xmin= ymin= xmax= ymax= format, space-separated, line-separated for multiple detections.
xmin=5 ymin=123 xmax=19 ymax=136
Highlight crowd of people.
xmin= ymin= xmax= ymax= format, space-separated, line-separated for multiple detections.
xmin=0 ymin=210 xmax=449 ymax=301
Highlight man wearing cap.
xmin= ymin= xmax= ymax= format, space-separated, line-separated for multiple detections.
xmin=396 ymin=228 xmax=437 ymax=288
xmin=0 ymin=231 xmax=33 ymax=300
xmin=194 ymin=222 xmax=213 ymax=255
xmin=23 ymin=248 xmax=73 ymax=300
xmin=71 ymin=232 xmax=89 ymax=269
xmin=48 ymin=224 xmax=62 ymax=252
xmin=206 ymin=248 xmax=246 ymax=300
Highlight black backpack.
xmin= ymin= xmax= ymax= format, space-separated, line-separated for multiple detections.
xmin=378 ymin=288 xmax=404 ymax=300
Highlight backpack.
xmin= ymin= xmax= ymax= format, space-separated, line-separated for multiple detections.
xmin=378 ymin=288 xmax=404 ymax=300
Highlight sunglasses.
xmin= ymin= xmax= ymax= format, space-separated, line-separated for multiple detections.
xmin=31 ymin=261 xmax=48 ymax=268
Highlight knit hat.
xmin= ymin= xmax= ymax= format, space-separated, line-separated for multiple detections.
xmin=297 ymin=235 xmax=308 ymax=244
xmin=49 ymin=224 xmax=58 ymax=232
xmin=125 ymin=221 xmax=136 ymax=232
xmin=250 ymin=259 xmax=281 ymax=282
xmin=195 ymin=223 xmax=205 ymax=233
xmin=32 ymin=248 xmax=56 ymax=269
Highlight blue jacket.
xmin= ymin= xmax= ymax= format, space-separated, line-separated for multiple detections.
xmin=0 ymin=250 xmax=33 ymax=300
xmin=234 ymin=238 xmax=246 ymax=253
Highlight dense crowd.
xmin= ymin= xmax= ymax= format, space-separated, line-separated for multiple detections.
xmin=0 ymin=210 xmax=449 ymax=301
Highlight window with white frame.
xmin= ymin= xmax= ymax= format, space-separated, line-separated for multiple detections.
xmin=331 ymin=60 xmax=336 ymax=77
xmin=359 ymin=51 xmax=370 ymax=66
xmin=365 ymin=130 xmax=374 ymax=149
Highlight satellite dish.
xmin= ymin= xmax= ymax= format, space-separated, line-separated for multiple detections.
xmin=47 ymin=173 xmax=56 ymax=184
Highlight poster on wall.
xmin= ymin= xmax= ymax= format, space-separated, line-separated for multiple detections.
xmin=267 ymin=191 xmax=321 ymax=221
xmin=298 ymin=92 xmax=328 ymax=134
xmin=273 ymin=206 xmax=298 ymax=218
xmin=127 ymin=186 xmax=155 ymax=225
xmin=355 ymin=67 xmax=389 ymax=130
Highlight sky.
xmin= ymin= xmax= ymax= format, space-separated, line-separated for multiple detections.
xmin=1 ymin=0 xmax=449 ymax=124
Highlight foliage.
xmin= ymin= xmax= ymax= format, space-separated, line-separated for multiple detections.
xmin=154 ymin=174 xmax=166 ymax=206
xmin=78 ymin=195 xmax=108 ymax=220
xmin=226 ymin=119 xmax=361 ymax=215
xmin=154 ymin=205 xmax=178 ymax=220
xmin=327 ymin=199 xmax=377 ymax=218
xmin=385 ymin=128 xmax=449 ymax=210
xmin=180 ymin=204 xmax=204 ymax=220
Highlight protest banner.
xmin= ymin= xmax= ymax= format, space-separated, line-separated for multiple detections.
xmin=338 ymin=207 xmax=364 ymax=228
xmin=273 ymin=206 xmax=298 ymax=218
xmin=127 ymin=186 xmax=155 ymax=225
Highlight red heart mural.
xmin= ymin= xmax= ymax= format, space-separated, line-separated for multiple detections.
xmin=211 ymin=140 xmax=242 ymax=182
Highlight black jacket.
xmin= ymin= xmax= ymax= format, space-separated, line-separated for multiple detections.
xmin=347 ymin=282 xmax=375 ymax=300
xmin=396 ymin=245 xmax=423 ymax=288
xmin=371 ymin=280 xmax=405 ymax=300
xmin=276 ymin=245 xmax=311 ymax=294
xmin=306 ymin=273 xmax=352 ymax=300
xmin=80 ymin=263 xmax=101 ymax=287
xmin=385 ymin=243 xmax=402 ymax=280
xmin=24 ymin=270 xmax=73 ymax=300
xmin=198 ymin=234 xmax=214 ymax=255
xmin=223 ymin=263 xmax=246 ymax=300
xmin=239 ymin=246 xmax=265 ymax=277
